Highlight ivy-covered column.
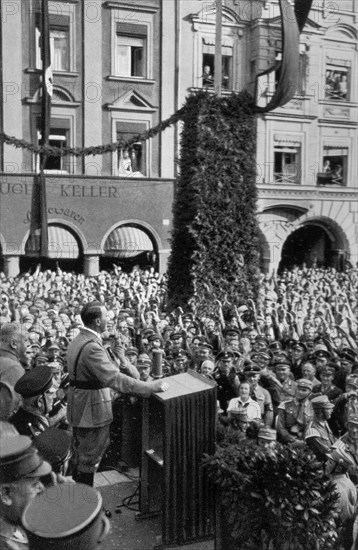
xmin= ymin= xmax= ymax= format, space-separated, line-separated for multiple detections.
xmin=167 ymin=91 xmax=260 ymax=312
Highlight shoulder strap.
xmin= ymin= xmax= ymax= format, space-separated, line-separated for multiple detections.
xmin=73 ymin=340 xmax=96 ymax=382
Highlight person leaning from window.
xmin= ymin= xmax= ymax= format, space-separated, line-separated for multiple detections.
xmin=66 ymin=301 xmax=169 ymax=488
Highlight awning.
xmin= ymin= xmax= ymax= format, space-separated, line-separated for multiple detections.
xmin=104 ymin=226 xmax=153 ymax=258
xmin=26 ymin=225 xmax=80 ymax=259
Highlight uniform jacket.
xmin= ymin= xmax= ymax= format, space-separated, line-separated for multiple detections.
xmin=66 ymin=328 xmax=153 ymax=428
xmin=0 ymin=348 xmax=25 ymax=412
xmin=277 ymin=398 xmax=314 ymax=443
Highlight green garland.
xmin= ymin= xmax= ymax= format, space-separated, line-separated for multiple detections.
xmin=167 ymin=90 xmax=260 ymax=311
xmin=0 ymin=105 xmax=186 ymax=157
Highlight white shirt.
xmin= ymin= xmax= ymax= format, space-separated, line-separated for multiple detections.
xmin=227 ymin=397 xmax=262 ymax=420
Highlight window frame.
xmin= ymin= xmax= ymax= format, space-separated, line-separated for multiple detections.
xmin=33 ymin=116 xmax=74 ymax=175
xmin=115 ymin=32 xmax=147 ymax=78
xmin=324 ymin=63 xmax=350 ymax=102
xmin=110 ymin=9 xmax=154 ymax=81
xmin=33 ymin=7 xmax=75 ymax=74
xmin=273 ymin=146 xmax=302 ymax=185
xmin=318 ymin=145 xmax=349 ymax=187
xmin=113 ymin=119 xmax=151 ymax=177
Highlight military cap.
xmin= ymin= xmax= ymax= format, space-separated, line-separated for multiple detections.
xmin=14 ymin=365 xmax=53 ymax=398
xmin=217 ymin=350 xmax=234 ymax=361
xmin=33 ymin=428 xmax=71 ymax=470
xmin=30 ymin=342 xmax=41 ymax=351
xmin=275 ymin=360 xmax=292 ymax=369
xmin=0 ymin=434 xmax=51 ymax=483
xmin=314 ymin=336 xmax=331 ymax=348
xmin=148 ymin=333 xmax=162 ymax=343
xmin=141 ymin=328 xmax=156 ymax=338
xmin=258 ymin=427 xmax=277 ymax=441
xmin=313 ymin=345 xmax=331 ymax=359
xmin=345 ymin=375 xmax=358 ymax=390
xmin=23 ymin=483 xmax=106 ymax=550
xmin=255 ymin=335 xmax=269 ymax=344
xmin=170 ymin=331 xmax=184 ymax=341
xmin=48 ymin=342 xmax=60 ymax=351
xmin=310 ymin=395 xmax=334 ymax=410
xmin=319 ymin=363 xmax=337 ymax=376
xmin=292 ymin=341 xmax=307 ymax=353
xmin=327 ymin=447 xmax=355 ymax=471
xmin=163 ymin=326 xmax=175 ymax=334
xmin=296 ymin=378 xmax=314 ymax=391
xmin=198 ymin=341 xmax=213 ymax=351
xmin=347 ymin=414 xmax=358 ymax=426
xmin=285 ymin=338 xmax=299 ymax=349
xmin=224 ymin=327 xmax=240 ymax=337
xmin=125 ymin=347 xmax=139 ymax=357
xmin=339 ymin=348 xmax=357 ymax=363
xmin=269 ymin=341 xmax=282 ymax=352
xmin=175 ymin=350 xmax=189 ymax=362
xmin=137 ymin=354 xmax=152 ymax=368
xmin=251 ymin=350 xmax=271 ymax=362
xmin=244 ymin=364 xmax=261 ymax=375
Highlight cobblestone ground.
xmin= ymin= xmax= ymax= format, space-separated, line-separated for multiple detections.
xmin=96 ymin=477 xmax=214 ymax=550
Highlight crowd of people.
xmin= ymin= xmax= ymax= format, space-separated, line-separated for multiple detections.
xmin=0 ymin=263 xmax=357 ymax=549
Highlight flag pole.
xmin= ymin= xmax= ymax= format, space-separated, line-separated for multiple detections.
xmin=38 ymin=0 xmax=51 ymax=257
xmin=214 ymin=0 xmax=222 ymax=97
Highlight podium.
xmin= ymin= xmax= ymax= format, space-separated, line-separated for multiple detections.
xmin=139 ymin=370 xmax=217 ymax=548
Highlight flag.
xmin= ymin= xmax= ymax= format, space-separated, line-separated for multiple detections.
xmin=30 ymin=0 xmax=52 ymax=257
xmin=254 ymin=0 xmax=313 ymax=113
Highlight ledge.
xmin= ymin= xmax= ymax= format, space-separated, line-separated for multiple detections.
xmin=106 ymin=76 xmax=156 ymax=85
xmin=24 ymin=69 xmax=79 ymax=78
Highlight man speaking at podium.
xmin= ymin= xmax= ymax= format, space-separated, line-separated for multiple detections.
xmin=67 ymin=301 xmax=169 ymax=487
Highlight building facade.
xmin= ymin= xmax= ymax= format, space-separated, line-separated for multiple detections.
xmin=0 ymin=0 xmax=357 ymax=276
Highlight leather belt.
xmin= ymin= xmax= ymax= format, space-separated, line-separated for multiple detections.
xmin=69 ymin=380 xmax=103 ymax=390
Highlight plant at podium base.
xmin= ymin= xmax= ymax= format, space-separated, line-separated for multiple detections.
xmin=203 ymin=443 xmax=339 ymax=550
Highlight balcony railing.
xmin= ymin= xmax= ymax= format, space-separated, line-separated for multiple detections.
xmin=273 ymin=172 xmax=300 ymax=185
xmin=316 ymin=173 xmax=344 ymax=186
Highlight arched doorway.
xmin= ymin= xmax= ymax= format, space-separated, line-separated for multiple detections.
xmin=21 ymin=224 xmax=83 ymax=273
xmin=279 ymin=224 xmax=339 ymax=272
xmin=101 ymin=224 xmax=157 ymax=272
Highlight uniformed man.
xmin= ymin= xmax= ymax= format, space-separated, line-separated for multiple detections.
xmin=0 ymin=430 xmax=51 ymax=550
xmin=330 ymin=375 xmax=358 ymax=437
xmin=10 ymin=366 xmax=57 ymax=438
xmin=0 ymin=323 xmax=28 ymax=418
xmin=290 ymin=342 xmax=307 ymax=379
xmin=136 ymin=354 xmax=153 ymax=382
xmin=243 ymin=364 xmax=273 ymax=427
xmin=257 ymin=427 xmax=277 ymax=455
xmin=22 ymin=483 xmax=110 ymax=550
xmin=305 ymin=395 xmax=336 ymax=461
xmin=325 ymin=447 xmax=358 ymax=550
xmin=276 ymin=378 xmax=314 ymax=447
xmin=334 ymin=414 xmax=358 ymax=485
xmin=214 ymin=350 xmax=240 ymax=414
xmin=274 ymin=362 xmax=297 ymax=403
xmin=66 ymin=301 xmax=169 ymax=487
xmin=311 ymin=363 xmax=342 ymax=402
